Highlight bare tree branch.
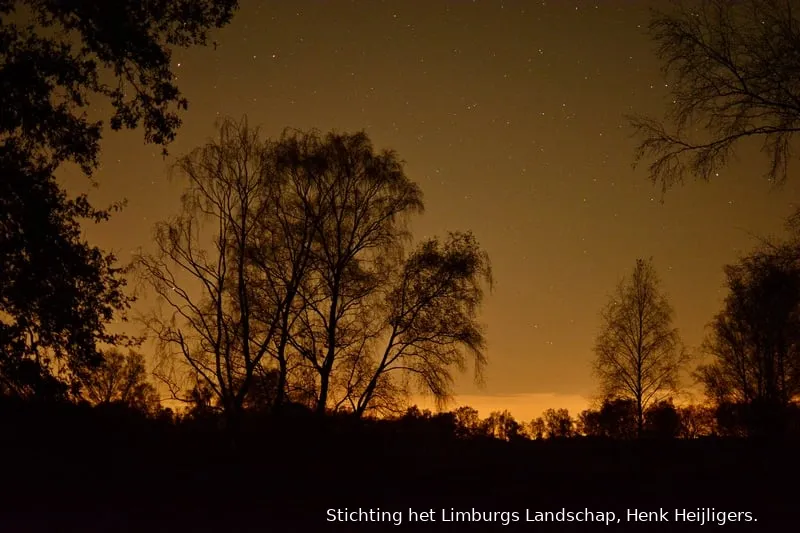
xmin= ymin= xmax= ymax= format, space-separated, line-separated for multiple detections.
xmin=630 ymin=0 xmax=800 ymax=193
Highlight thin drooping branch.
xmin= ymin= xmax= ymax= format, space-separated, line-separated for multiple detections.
xmin=353 ymin=232 xmax=492 ymax=417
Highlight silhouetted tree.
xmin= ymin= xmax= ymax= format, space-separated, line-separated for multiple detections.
xmin=576 ymin=409 xmax=599 ymax=437
xmin=643 ymin=399 xmax=682 ymax=438
xmin=593 ymin=258 xmax=688 ymax=436
xmin=630 ymin=0 xmax=800 ymax=191
xmin=579 ymin=399 xmax=638 ymax=439
xmin=1 ymin=0 xmax=239 ymax=400
xmin=403 ymin=405 xmax=430 ymax=420
xmin=137 ymin=117 xmax=286 ymax=425
xmin=352 ymin=232 xmax=491 ymax=417
xmin=542 ymin=408 xmax=574 ymax=438
xmin=283 ymin=364 xmax=321 ymax=409
xmin=696 ymin=242 xmax=800 ymax=435
xmin=600 ymin=399 xmax=638 ymax=439
xmin=397 ymin=405 xmax=462 ymax=438
xmin=677 ymin=404 xmax=717 ymax=438
xmin=246 ymin=133 xmax=320 ymax=409
xmin=186 ymin=379 xmax=217 ymax=420
xmin=482 ymin=410 xmax=523 ymax=441
xmin=81 ymin=349 xmax=160 ymax=414
xmin=242 ymin=368 xmax=280 ymax=412
xmin=714 ymin=401 xmax=751 ymax=437
xmin=452 ymin=405 xmax=482 ymax=438
xmin=0 ymin=148 xmax=130 ymax=400
xmin=279 ymin=130 xmax=424 ymax=414
xmin=429 ymin=411 xmax=458 ymax=436
xmin=527 ymin=417 xmax=546 ymax=440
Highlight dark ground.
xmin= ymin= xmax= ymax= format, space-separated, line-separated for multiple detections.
xmin=1 ymin=404 xmax=797 ymax=532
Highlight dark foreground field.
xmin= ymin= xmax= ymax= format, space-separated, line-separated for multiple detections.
xmin=1 ymin=404 xmax=797 ymax=533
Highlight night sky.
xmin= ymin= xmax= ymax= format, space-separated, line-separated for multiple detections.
xmin=61 ymin=0 xmax=800 ymax=422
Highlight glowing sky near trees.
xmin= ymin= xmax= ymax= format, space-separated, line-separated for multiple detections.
xmin=61 ymin=0 xmax=800 ymax=421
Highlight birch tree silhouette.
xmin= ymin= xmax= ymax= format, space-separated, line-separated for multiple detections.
xmin=592 ymin=258 xmax=688 ymax=435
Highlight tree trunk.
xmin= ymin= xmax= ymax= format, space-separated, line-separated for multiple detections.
xmin=636 ymin=397 xmax=644 ymax=437
xmin=355 ymin=379 xmax=376 ymax=418
xmin=273 ymin=325 xmax=290 ymax=410
xmin=317 ymin=276 xmax=341 ymax=415
xmin=316 ymin=368 xmax=330 ymax=415
xmin=223 ymin=394 xmax=242 ymax=449
xmin=355 ymin=329 xmax=397 ymax=418
xmin=274 ymin=357 xmax=287 ymax=409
